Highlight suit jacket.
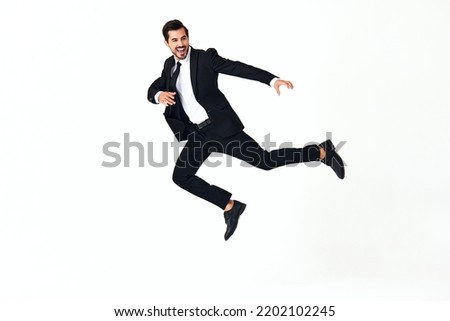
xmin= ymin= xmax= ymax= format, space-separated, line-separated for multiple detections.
xmin=147 ymin=47 xmax=277 ymax=141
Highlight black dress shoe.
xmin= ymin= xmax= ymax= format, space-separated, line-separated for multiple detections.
xmin=224 ymin=200 xmax=246 ymax=241
xmin=319 ymin=140 xmax=345 ymax=179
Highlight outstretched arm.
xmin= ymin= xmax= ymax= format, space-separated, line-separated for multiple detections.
xmin=209 ymin=48 xmax=276 ymax=86
xmin=209 ymin=48 xmax=293 ymax=95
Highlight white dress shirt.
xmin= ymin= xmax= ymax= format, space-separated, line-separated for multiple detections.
xmin=155 ymin=48 xmax=208 ymax=124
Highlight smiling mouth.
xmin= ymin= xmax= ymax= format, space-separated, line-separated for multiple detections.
xmin=176 ymin=47 xmax=186 ymax=55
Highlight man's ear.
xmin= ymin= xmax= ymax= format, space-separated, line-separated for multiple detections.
xmin=164 ymin=40 xmax=169 ymax=47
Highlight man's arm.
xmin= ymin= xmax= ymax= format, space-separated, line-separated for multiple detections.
xmin=148 ymin=71 xmax=166 ymax=104
xmin=148 ymin=61 xmax=178 ymax=106
xmin=208 ymin=48 xmax=276 ymax=85
xmin=208 ymin=48 xmax=294 ymax=95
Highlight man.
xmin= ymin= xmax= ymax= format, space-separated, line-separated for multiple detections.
xmin=148 ymin=20 xmax=345 ymax=241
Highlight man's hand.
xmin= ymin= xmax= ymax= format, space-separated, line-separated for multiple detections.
xmin=158 ymin=91 xmax=177 ymax=106
xmin=274 ymin=79 xmax=294 ymax=96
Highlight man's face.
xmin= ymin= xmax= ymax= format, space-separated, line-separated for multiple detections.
xmin=165 ymin=28 xmax=189 ymax=60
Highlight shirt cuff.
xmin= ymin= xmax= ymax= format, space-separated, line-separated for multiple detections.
xmin=270 ymin=77 xmax=279 ymax=87
xmin=154 ymin=91 xmax=162 ymax=104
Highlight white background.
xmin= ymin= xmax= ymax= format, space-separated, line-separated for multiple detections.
xmin=1 ymin=0 xmax=450 ymax=320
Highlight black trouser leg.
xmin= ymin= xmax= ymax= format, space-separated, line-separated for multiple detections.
xmin=172 ymin=132 xmax=232 ymax=210
xmin=223 ymin=131 xmax=320 ymax=170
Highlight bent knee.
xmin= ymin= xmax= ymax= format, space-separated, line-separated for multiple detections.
xmin=172 ymin=170 xmax=188 ymax=187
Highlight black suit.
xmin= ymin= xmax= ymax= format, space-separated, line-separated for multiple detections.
xmin=148 ymin=47 xmax=320 ymax=209
xmin=148 ymin=48 xmax=275 ymax=141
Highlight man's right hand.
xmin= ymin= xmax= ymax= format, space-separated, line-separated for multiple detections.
xmin=158 ymin=91 xmax=177 ymax=106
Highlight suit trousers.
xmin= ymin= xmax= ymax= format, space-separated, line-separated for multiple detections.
xmin=172 ymin=124 xmax=321 ymax=210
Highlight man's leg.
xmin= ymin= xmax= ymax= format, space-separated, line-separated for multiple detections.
xmin=172 ymin=131 xmax=245 ymax=240
xmin=219 ymin=131 xmax=326 ymax=213
xmin=172 ymin=134 xmax=232 ymax=210
xmin=223 ymin=131 xmax=322 ymax=170
xmin=221 ymin=131 xmax=344 ymax=178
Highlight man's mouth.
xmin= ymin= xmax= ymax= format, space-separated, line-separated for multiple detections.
xmin=176 ymin=47 xmax=186 ymax=55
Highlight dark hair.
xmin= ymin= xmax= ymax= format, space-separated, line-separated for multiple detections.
xmin=162 ymin=19 xmax=189 ymax=41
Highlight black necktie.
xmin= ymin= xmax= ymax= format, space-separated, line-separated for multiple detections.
xmin=169 ymin=61 xmax=182 ymax=91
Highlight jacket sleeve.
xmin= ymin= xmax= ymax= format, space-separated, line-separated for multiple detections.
xmin=147 ymin=63 xmax=168 ymax=104
xmin=207 ymin=48 xmax=277 ymax=86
